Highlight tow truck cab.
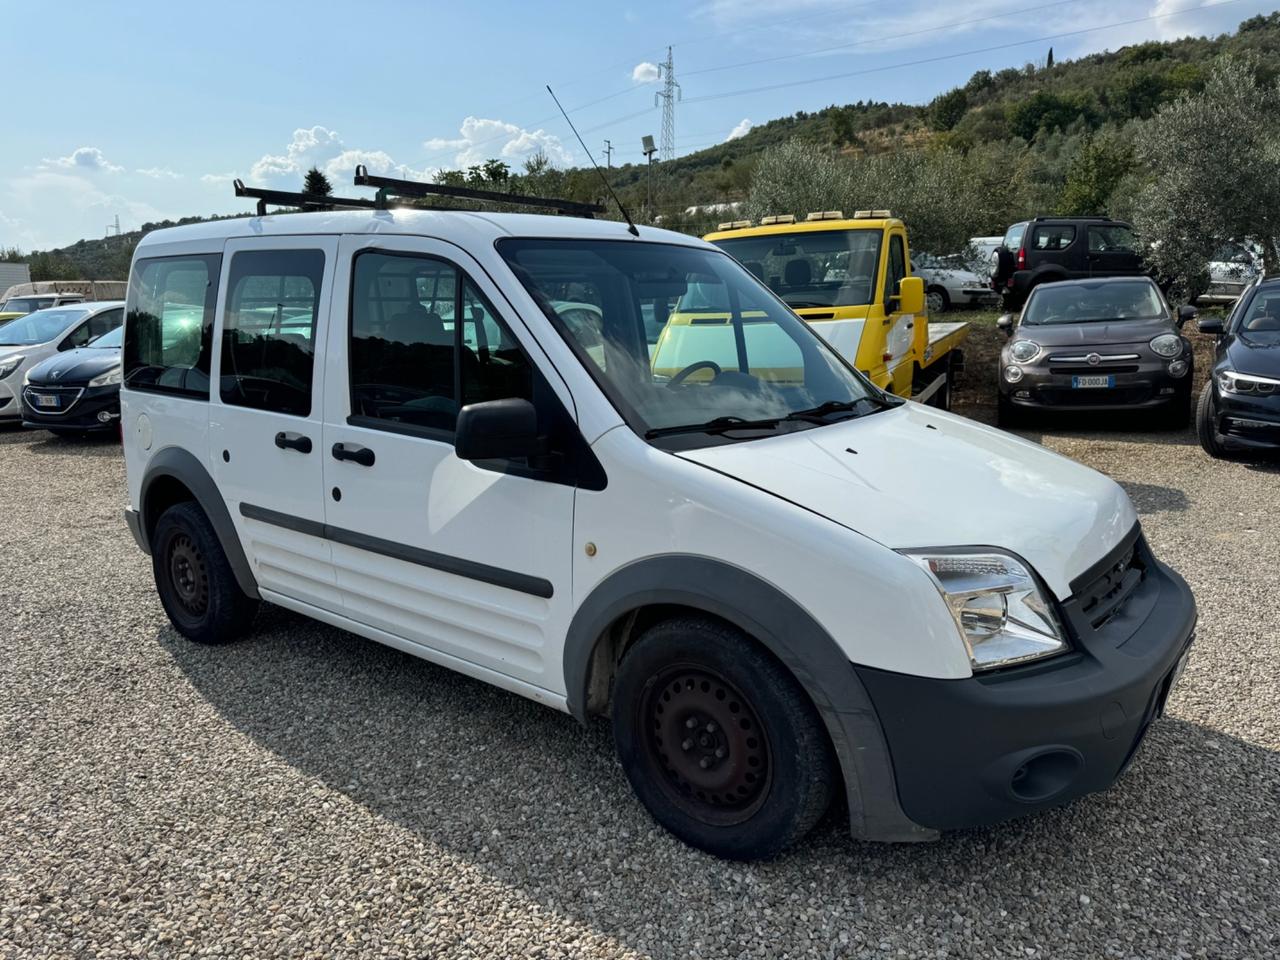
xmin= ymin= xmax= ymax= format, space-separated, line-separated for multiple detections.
xmin=704 ymin=211 xmax=968 ymax=405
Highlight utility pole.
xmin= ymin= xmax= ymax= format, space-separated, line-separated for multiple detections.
xmin=655 ymin=46 xmax=680 ymax=162
xmin=603 ymin=139 xmax=613 ymax=170
xmin=642 ymin=135 xmax=657 ymax=218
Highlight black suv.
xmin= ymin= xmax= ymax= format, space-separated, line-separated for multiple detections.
xmin=991 ymin=217 xmax=1144 ymax=309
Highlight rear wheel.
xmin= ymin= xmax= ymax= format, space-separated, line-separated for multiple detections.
xmin=611 ymin=617 xmax=835 ymax=861
xmin=1196 ymin=382 xmax=1231 ymax=459
xmin=152 ymin=502 xmax=258 ymax=644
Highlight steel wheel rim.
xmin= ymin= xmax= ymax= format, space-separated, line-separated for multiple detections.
xmin=168 ymin=534 xmax=209 ymax=617
xmin=640 ymin=665 xmax=772 ymax=825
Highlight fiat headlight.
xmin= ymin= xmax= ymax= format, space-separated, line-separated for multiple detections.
xmin=1009 ymin=339 xmax=1040 ymax=363
xmin=89 ymin=366 xmax=122 ymax=387
xmin=902 ymin=550 xmax=1068 ymax=671
xmin=1149 ymin=334 xmax=1183 ymax=358
xmin=0 ymin=354 xmax=25 ymax=379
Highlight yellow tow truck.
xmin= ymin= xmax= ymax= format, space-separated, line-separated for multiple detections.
xmin=703 ymin=211 xmax=969 ymax=408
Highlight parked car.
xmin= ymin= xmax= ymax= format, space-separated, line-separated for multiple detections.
xmin=0 ymin=301 xmax=124 ymax=424
xmin=912 ymin=254 xmax=999 ymax=312
xmin=996 ymin=277 xmax=1195 ymax=427
xmin=0 ymin=280 xmax=126 ymax=326
xmin=1196 ymin=275 xmax=1280 ymax=458
xmin=1198 ymin=241 xmax=1262 ymax=306
xmin=991 ymin=217 xmax=1145 ymax=309
xmin=120 ymin=207 xmax=1195 ymax=861
xmin=20 ymin=324 xmax=124 ymax=434
xmin=964 ymin=236 xmax=1002 ymax=274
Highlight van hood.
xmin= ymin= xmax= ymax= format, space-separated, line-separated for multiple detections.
xmin=676 ymin=403 xmax=1136 ymax=600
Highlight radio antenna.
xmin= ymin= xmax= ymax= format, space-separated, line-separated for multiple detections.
xmin=547 ymin=85 xmax=639 ymax=237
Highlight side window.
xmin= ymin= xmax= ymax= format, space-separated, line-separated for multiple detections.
xmin=90 ymin=307 xmax=123 ymax=339
xmin=1033 ymin=225 xmax=1076 ymax=251
xmin=884 ymin=234 xmax=906 ymax=306
xmin=123 ymin=254 xmax=221 ymax=398
xmin=219 ymin=249 xmax=325 ymax=417
xmin=349 ymin=251 xmax=533 ymax=436
xmin=1089 ymin=225 xmax=1137 ymax=253
xmin=1002 ymin=223 xmax=1026 ymax=252
xmin=61 ymin=319 xmax=95 ymax=350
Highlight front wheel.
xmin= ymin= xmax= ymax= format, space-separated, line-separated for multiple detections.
xmin=926 ymin=287 xmax=949 ymax=314
xmin=152 ymin=502 xmax=259 ymax=644
xmin=1196 ymin=382 xmax=1231 ymax=459
xmin=611 ymin=617 xmax=835 ymax=861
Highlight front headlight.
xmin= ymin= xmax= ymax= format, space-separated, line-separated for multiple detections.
xmin=902 ymin=550 xmax=1068 ymax=671
xmin=1150 ymin=334 xmax=1183 ymax=358
xmin=1218 ymin=369 xmax=1280 ymax=396
xmin=0 ymin=355 xmax=25 ymax=379
xmin=89 ymin=366 xmax=122 ymax=387
xmin=1009 ymin=339 xmax=1040 ymax=363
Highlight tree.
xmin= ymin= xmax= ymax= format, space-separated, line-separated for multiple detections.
xmin=1046 ymin=47 xmax=1054 ymax=69
xmin=303 ymin=167 xmax=332 ymax=196
xmin=928 ymin=88 xmax=969 ymax=132
xmin=743 ymin=139 xmax=851 ymax=223
xmin=1059 ymin=133 xmax=1134 ymax=215
xmin=1133 ymin=55 xmax=1280 ymax=296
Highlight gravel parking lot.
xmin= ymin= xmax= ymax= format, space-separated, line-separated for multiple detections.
xmin=1 ymin=408 xmax=1277 ymax=959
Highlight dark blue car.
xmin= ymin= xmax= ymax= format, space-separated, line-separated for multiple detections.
xmin=21 ymin=325 xmax=123 ymax=435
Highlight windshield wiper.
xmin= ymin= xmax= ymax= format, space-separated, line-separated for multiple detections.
xmin=784 ymin=299 xmax=831 ymax=308
xmin=786 ymin=396 xmax=900 ymax=421
xmin=645 ymin=415 xmax=787 ymax=439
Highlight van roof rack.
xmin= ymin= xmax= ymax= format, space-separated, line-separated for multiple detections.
xmin=353 ymin=165 xmax=605 ymax=218
xmin=234 ymin=179 xmax=379 ymax=216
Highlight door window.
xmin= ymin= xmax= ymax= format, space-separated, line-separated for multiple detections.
xmin=349 ymin=251 xmax=533 ymax=435
xmin=1032 ymin=225 xmax=1076 ymax=251
xmin=219 ymin=249 xmax=325 ymax=417
xmin=123 ymin=254 xmax=222 ymax=397
xmin=884 ymin=234 xmax=907 ymax=306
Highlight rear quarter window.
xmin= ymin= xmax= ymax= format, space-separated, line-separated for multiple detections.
xmin=123 ymin=254 xmax=221 ymax=398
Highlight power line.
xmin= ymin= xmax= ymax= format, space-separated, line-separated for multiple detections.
xmin=682 ymin=0 xmax=1246 ymax=105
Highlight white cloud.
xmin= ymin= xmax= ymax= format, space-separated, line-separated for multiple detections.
xmin=6 ymin=171 xmax=168 ymax=247
xmin=224 ymin=125 xmax=431 ymax=190
xmin=137 ymin=166 xmax=182 ymax=179
xmin=423 ymin=117 xmax=572 ymax=168
xmin=632 ymin=61 xmax=661 ymax=83
xmin=726 ymin=118 xmax=754 ymax=141
xmin=200 ymin=172 xmax=237 ymax=186
xmin=40 ymin=146 xmax=123 ymax=174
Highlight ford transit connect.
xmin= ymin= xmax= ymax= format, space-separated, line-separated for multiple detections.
xmin=121 ymin=209 xmax=1196 ymax=861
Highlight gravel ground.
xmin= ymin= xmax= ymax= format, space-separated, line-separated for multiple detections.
xmin=1 ymin=410 xmax=1277 ymax=959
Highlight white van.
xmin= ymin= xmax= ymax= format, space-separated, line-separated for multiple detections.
xmin=120 ymin=209 xmax=1196 ymax=860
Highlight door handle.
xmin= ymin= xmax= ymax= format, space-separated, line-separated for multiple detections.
xmin=274 ymin=431 xmax=313 ymax=454
xmin=332 ymin=442 xmax=375 ymax=467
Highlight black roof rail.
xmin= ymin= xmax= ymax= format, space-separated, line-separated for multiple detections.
xmin=234 ymin=179 xmax=379 ymax=217
xmin=353 ymin=165 xmax=604 ymax=218
xmin=1031 ymin=215 xmax=1115 ymax=222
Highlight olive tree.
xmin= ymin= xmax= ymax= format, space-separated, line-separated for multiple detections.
xmin=1133 ymin=55 xmax=1280 ymax=295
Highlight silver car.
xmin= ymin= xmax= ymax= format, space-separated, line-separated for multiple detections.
xmin=912 ymin=254 xmax=1000 ymax=313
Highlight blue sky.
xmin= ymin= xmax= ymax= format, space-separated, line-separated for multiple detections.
xmin=2 ymin=0 xmax=1273 ymax=251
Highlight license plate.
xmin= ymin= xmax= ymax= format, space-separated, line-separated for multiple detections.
xmin=34 ymin=394 xmax=59 ymax=408
xmin=1071 ymin=375 xmax=1115 ymax=389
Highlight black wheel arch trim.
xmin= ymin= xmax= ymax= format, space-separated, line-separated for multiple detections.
xmin=137 ymin=446 xmax=260 ymax=600
xmin=563 ymin=555 xmax=937 ymax=842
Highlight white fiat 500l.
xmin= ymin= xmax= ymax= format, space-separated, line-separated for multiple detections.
xmin=0 ymin=301 xmax=125 ymax=422
xmin=120 ymin=211 xmax=1196 ymax=861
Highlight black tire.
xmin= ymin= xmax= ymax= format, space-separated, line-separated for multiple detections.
xmin=152 ymin=502 xmax=258 ymax=644
xmin=926 ymin=356 xmax=954 ymax=410
xmin=611 ymin=617 xmax=835 ymax=861
xmin=1196 ymin=382 xmax=1230 ymax=459
xmin=926 ymin=286 xmax=950 ymax=314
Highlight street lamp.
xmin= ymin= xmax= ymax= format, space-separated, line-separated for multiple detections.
xmin=642 ymin=135 xmax=657 ymax=219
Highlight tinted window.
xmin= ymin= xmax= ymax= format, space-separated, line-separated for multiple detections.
xmin=124 ymin=254 xmax=221 ymax=398
xmin=1238 ymin=289 xmax=1280 ymax=339
xmin=1032 ymin=224 xmax=1076 ymax=251
xmin=1088 ymin=225 xmax=1137 ymax=253
xmin=349 ymin=251 xmax=533 ymax=435
xmin=1002 ymin=223 xmax=1026 ymax=252
xmin=712 ymin=229 xmax=882 ymax=308
xmin=220 ymin=249 xmax=325 ymax=417
xmin=886 ymin=234 xmax=907 ymax=306
xmin=61 ymin=309 xmax=121 ymax=350
xmin=1022 ymin=280 xmax=1165 ymax=325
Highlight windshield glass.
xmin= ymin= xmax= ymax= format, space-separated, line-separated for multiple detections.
xmin=498 ymin=239 xmax=881 ymax=442
xmin=1021 ymin=281 xmax=1165 ymax=325
xmin=1 ymin=297 xmax=55 ymax=314
xmin=710 ymin=229 xmax=882 ymax=308
xmin=1236 ymin=287 xmax=1280 ymax=343
xmin=0 ymin=308 xmax=87 ymax=345
xmin=89 ymin=326 xmax=124 ymax=349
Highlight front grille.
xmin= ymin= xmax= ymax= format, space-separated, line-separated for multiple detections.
xmin=1037 ymin=385 xmax=1152 ymax=406
xmin=1048 ymin=364 xmax=1140 ymax=375
xmin=22 ymin=385 xmax=85 ymax=416
xmin=1074 ymin=538 xmax=1147 ymax=631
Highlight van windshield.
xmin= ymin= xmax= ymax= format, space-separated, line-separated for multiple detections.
xmin=498 ymin=238 xmax=886 ymax=444
xmin=710 ymin=229 xmax=882 ymax=308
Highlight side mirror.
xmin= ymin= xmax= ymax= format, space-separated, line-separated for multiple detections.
xmin=1197 ymin=316 xmax=1225 ymax=336
xmin=996 ymin=314 xmax=1015 ymax=337
xmin=455 ymin=398 xmax=542 ymax=462
xmin=896 ymin=276 xmax=925 ymax=315
xmin=1176 ymin=304 xmax=1198 ymax=328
